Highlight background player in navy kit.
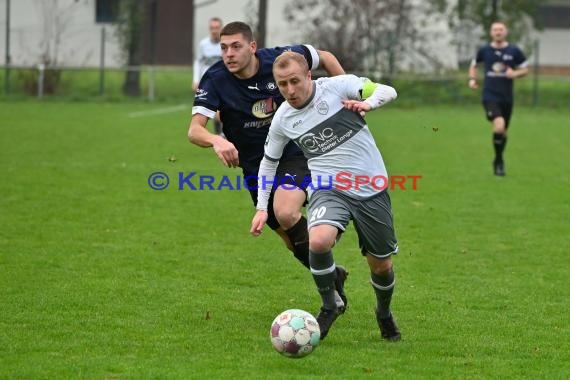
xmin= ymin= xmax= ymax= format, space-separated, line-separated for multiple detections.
xmin=469 ymin=20 xmax=528 ymax=176
xmin=251 ymin=52 xmax=401 ymax=341
xmin=193 ymin=17 xmax=224 ymax=136
xmin=187 ymin=22 xmax=349 ymax=308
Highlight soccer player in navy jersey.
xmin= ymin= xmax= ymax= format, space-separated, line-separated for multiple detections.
xmin=469 ymin=21 xmax=528 ymax=176
xmin=187 ymin=22 xmax=349 ymax=309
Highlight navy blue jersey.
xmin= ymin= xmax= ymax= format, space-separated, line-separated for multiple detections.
xmin=192 ymin=45 xmax=320 ymax=176
xmin=475 ymin=43 xmax=527 ymax=103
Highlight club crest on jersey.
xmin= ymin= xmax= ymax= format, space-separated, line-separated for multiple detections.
xmin=252 ymin=98 xmax=276 ymax=118
xmin=316 ymin=101 xmax=329 ymax=115
xmin=266 ymin=82 xmax=277 ymax=90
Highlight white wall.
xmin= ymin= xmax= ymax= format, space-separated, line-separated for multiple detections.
xmin=536 ymin=28 xmax=570 ymax=66
xmin=0 ymin=0 xmax=122 ymax=67
xmin=193 ymin=0 xmax=298 ymax=50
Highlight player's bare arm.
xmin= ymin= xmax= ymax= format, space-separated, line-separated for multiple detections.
xmin=188 ymin=113 xmax=239 ymax=168
xmin=317 ymin=50 xmax=345 ymax=76
xmin=505 ymin=66 xmax=529 ymax=79
xmin=250 ymin=139 xmax=282 ymax=236
xmin=468 ymin=62 xmax=479 ymax=89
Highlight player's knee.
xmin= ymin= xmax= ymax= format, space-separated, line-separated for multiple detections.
xmin=493 ymin=118 xmax=506 ymax=133
xmin=369 ymin=256 xmax=393 ymax=276
xmin=309 ymin=234 xmax=335 ymax=253
xmin=274 ymin=207 xmax=301 ymax=230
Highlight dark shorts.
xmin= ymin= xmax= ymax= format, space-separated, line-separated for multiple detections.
xmin=308 ymin=189 xmax=399 ymax=259
xmin=483 ymin=101 xmax=513 ymax=128
xmin=247 ymin=154 xmax=310 ymax=230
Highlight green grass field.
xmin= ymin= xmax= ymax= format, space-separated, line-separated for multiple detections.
xmin=1 ymin=101 xmax=569 ymax=379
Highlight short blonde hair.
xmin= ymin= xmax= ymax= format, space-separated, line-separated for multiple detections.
xmin=273 ymin=51 xmax=309 ymax=73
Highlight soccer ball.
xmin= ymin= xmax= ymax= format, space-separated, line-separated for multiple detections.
xmin=270 ymin=309 xmax=320 ymax=358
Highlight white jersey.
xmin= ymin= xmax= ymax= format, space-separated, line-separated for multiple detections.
xmin=193 ymin=37 xmax=222 ymax=85
xmin=263 ymin=75 xmax=396 ymax=200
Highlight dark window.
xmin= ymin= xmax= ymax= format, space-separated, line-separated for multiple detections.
xmin=539 ymin=5 xmax=570 ymax=29
xmin=96 ymin=0 xmax=119 ymax=23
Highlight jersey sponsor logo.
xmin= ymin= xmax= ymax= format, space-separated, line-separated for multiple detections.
xmin=292 ymin=119 xmax=303 ymax=128
xmin=487 ymin=71 xmax=507 ymax=78
xmin=248 ymin=83 xmax=260 ymax=91
xmin=315 ymin=100 xmax=329 ymax=115
xmin=502 ymin=54 xmax=513 ymax=61
xmin=298 ymin=127 xmax=354 ymax=154
xmin=244 ymin=118 xmax=273 ymax=129
xmin=252 ymin=98 xmax=276 ymax=118
xmin=492 ymin=62 xmax=506 ymax=73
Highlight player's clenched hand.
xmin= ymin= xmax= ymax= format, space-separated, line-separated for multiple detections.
xmin=468 ymin=79 xmax=478 ymax=89
xmin=342 ymin=100 xmax=371 ymax=116
xmin=505 ymin=67 xmax=516 ymax=79
xmin=250 ymin=210 xmax=268 ymax=236
xmin=212 ymin=137 xmax=239 ymax=168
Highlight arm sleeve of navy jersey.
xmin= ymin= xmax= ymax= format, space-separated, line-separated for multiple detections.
xmin=514 ymin=47 xmax=528 ymax=68
xmin=289 ymin=44 xmax=320 ymax=70
xmin=191 ymin=71 xmax=219 ymax=119
xmin=256 ymin=117 xmax=290 ymax=211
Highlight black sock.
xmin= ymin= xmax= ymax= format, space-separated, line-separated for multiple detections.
xmin=371 ymin=267 xmax=395 ymax=319
xmin=214 ymin=121 xmax=223 ymax=134
xmin=309 ymin=250 xmax=337 ymax=311
xmin=285 ymin=216 xmax=310 ymax=269
xmin=493 ymin=133 xmax=507 ymax=163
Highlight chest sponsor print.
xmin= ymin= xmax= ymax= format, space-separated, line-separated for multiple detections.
xmin=298 ymin=126 xmax=355 ymax=154
xmin=252 ymin=98 xmax=276 ymax=118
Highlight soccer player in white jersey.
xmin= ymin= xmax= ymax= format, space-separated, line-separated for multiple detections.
xmin=250 ymin=52 xmax=401 ymax=341
xmin=193 ymin=17 xmax=223 ymax=135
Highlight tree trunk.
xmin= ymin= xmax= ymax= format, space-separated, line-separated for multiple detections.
xmin=123 ymin=69 xmax=141 ymax=96
xmin=257 ymin=0 xmax=267 ymax=48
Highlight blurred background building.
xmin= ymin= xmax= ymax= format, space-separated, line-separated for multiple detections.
xmin=0 ymin=0 xmax=568 ymax=73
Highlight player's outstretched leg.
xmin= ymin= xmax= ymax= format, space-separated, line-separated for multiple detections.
xmin=281 ymin=209 xmax=349 ymax=312
xmin=310 ymin=249 xmax=341 ymax=340
xmin=368 ymin=254 xmax=401 ymax=342
xmin=284 ymin=216 xmax=311 ymax=269
xmin=492 ymin=132 xmax=507 ymax=176
xmin=376 ymin=311 xmax=401 ymax=342
xmin=334 ymin=265 xmax=349 ymax=313
xmin=492 ymin=116 xmax=507 ymax=176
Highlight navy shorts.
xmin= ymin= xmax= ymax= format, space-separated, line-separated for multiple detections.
xmin=247 ymin=154 xmax=310 ymax=230
xmin=483 ymin=101 xmax=513 ymax=128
